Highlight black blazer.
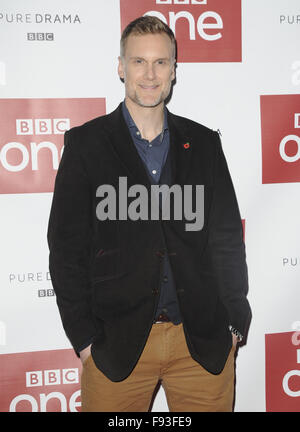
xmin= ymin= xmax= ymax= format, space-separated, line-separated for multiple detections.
xmin=47 ymin=103 xmax=251 ymax=381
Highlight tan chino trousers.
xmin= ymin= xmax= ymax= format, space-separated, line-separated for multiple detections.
xmin=81 ymin=322 xmax=235 ymax=412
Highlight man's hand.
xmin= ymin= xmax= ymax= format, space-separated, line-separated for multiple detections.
xmin=80 ymin=344 xmax=92 ymax=364
xmin=232 ymin=333 xmax=238 ymax=348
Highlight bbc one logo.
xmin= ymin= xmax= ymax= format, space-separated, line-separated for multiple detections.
xmin=265 ymin=330 xmax=300 ymax=411
xmin=9 ymin=368 xmax=80 ymax=412
xmin=0 ymin=98 xmax=106 ymax=194
xmin=261 ymin=94 xmax=300 ymax=184
xmin=0 ymin=349 xmax=82 ymax=412
xmin=1 ymin=118 xmax=69 ymax=173
xmin=120 ymin=0 xmax=242 ymax=62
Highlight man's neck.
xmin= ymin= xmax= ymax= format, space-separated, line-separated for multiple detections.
xmin=125 ymin=98 xmax=165 ymax=142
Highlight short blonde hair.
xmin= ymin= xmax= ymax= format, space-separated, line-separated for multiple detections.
xmin=120 ymin=16 xmax=177 ymax=60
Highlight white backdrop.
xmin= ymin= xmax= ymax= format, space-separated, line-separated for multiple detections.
xmin=0 ymin=0 xmax=299 ymax=412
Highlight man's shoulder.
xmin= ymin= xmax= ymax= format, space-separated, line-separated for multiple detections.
xmin=69 ymin=107 xmax=119 ymax=138
xmin=168 ymin=110 xmax=217 ymax=139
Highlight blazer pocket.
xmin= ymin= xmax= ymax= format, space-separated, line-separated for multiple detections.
xmin=91 ymin=271 xmax=128 ymax=284
xmin=91 ymin=247 xmax=121 ymax=281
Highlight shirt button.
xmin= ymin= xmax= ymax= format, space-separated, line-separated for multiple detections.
xmin=136 ymin=131 xmax=140 ymax=136
xmin=152 ymin=169 xmax=157 ymax=175
xmin=149 ymin=144 xmax=152 ymax=148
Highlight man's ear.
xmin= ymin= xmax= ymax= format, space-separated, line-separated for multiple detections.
xmin=118 ymin=56 xmax=125 ymax=80
xmin=171 ymin=59 xmax=176 ymax=82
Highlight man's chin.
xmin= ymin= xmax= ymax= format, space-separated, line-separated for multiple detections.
xmin=134 ymin=96 xmax=164 ymax=108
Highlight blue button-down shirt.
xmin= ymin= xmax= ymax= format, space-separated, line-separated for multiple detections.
xmin=122 ymin=101 xmax=182 ymax=325
xmin=122 ymin=102 xmax=169 ymax=181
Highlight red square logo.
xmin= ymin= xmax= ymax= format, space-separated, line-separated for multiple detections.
xmin=261 ymin=94 xmax=300 ymax=184
xmin=265 ymin=332 xmax=300 ymax=412
xmin=120 ymin=0 xmax=242 ymax=63
xmin=0 ymin=98 xmax=106 ymax=194
xmin=0 ymin=349 xmax=82 ymax=412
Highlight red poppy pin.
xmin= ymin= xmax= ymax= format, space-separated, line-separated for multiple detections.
xmin=183 ymin=142 xmax=190 ymax=149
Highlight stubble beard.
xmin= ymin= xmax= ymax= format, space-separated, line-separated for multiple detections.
xmin=129 ymin=82 xmax=172 ymax=109
xmin=132 ymin=92 xmax=165 ymax=108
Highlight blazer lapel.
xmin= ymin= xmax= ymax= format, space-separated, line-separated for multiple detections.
xmin=167 ymin=109 xmax=193 ymax=187
xmin=105 ymin=103 xmax=153 ymax=189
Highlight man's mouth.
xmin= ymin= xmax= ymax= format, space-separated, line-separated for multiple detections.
xmin=139 ymin=84 xmax=159 ymax=90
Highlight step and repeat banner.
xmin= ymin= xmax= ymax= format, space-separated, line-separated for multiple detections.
xmin=0 ymin=0 xmax=299 ymax=412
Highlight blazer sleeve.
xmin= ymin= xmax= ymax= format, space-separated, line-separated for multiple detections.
xmin=208 ymin=131 xmax=251 ymax=338
xmin=47 ymin=129 xmax=97 ymax=354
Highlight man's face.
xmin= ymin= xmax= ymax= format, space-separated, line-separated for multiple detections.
xmin=118 ymin=32 xmax=175 ymax=109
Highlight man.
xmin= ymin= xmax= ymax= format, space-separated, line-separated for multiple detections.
xmin=47 ymin=16 xmax=251 ymax=412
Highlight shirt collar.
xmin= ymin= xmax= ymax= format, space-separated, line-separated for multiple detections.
xmin=122 ymin=100 xmax=168 ymax=141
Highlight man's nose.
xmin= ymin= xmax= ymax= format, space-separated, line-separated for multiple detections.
xmin=144 ymin=63 xmax=156 ymax=80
